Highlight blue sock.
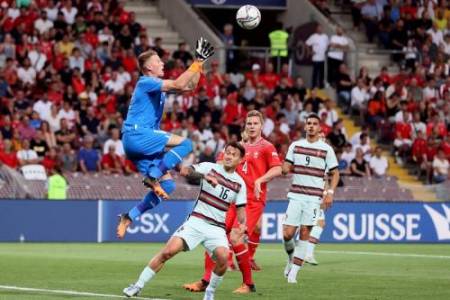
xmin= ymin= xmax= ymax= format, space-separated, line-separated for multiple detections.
xmin=128 ymin=179 xmax=176 ymax=220
xmin=148 ymin=139 xmax=193 ymax=179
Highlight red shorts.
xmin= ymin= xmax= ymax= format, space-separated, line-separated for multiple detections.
xmin=225 ymin=199 xmax=265 ymax=235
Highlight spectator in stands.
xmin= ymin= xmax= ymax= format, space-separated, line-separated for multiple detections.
xmin=0 ymin=139 xmax=19 ymax=169
xmin=350 ymin=78 xmax=369 ymax=119
xmin=319 ymin=99 xmax=339 ymax=127
xmin=42 ymin=147 xmax=59 ymax=172
xmin=361 ymin=0 xmax=382 ymax=43
xmin=366 ymin=90 xmax=386 ymax=130
xmin=60 ymin=142 xmax=77 ymax=172
xmin=221 ymin=23 xmax=235 ymax=72
xmin=341 ymin=142 xmax=355 ymax=167
xmin=103 ymin=127 xmax=124 ymax=157
xmin=304 ymin=88 xmax=323 ymax=113
xmin=336 ymin=149 xmax=351 ymax=176
xmin=369 ymin=146 xmax=389 ymax=178
xmin=101 ymin=144 xmax=124 ymax=175
xmin=30 ymin=130 xmax=49 ymax=158
xmin=327 ymin=119 xmax=347 ymax=150
xmin=306 ymin=24 xmax=329 ymax=88
xmin=390 ymin=19 xmax=408 ymax=62
xmin=55 ymin=118 xmax=77 ymax=147
xmin=17 ymin=139 xmax=40 ymax=166
xmin=172 ymin=42 xmax=193 ymax=66
xmin=356 ymin=133 xmax=372 ymax=161
xmin=40 ymin=121 xmax=56 ymax=148
xmin=78 ymin=135 xmax=100 ymax=173
xmin=336 ymin=63 xmax=353 ymax=113
xmin=350 ymin=147 xmax=371 ymax=177
xmin=205 ymin=129 xmax=225 ymax=159
xmin=432 ymin=149 xmax=449 ymax=183
xmin=327 ymin=26 xmax=349 ymax=85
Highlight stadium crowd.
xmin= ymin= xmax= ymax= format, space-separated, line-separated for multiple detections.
xmin=0 ymin=0 xmax=448 ymax=186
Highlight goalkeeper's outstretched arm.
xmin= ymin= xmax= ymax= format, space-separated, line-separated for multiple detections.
xmin=162 ymin=37 xmax=214 ymax=92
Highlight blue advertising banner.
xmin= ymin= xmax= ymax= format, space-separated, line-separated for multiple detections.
xmin=260 ymin=201 xmax=450 ymax=243
xmin=99 ymin=200 xmax=195 ymax=242
xmin=186 ymin=0 xmax=286 ymax=8
xmin=1 ymin=200 xmax=449 ymax=243
xmin=0 ymin=200 xmax=97 ymax=242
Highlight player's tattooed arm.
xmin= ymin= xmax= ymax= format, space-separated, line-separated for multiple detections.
xmin=183 ymin=72 xmax=201 ymax=91
xmin=180 ymin=166 xmax=218 ymax=186
xmin=281 ymin=161 xmax=293 ymax=176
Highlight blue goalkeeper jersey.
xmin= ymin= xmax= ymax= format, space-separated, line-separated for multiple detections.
xmin=124 ymin=76 xmax=165 ymax=130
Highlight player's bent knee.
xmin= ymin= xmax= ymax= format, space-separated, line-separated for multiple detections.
xmin=299 ymin=226 xmax=312 ymax=240
xmin=180 ymin=138 xmax=193 ymax=153
xmin=283 ymin=225 xmax=296 ymax=241
xmin=160 ymin=249 xmax=175 ymax=262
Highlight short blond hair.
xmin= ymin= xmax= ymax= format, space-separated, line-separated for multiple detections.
xmin=246 ymin=110 xmax=264 ymax=124
xmin=138 ymin=50 xmax=158 ymax=72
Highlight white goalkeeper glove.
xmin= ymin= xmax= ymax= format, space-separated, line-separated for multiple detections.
xmin=195 ymin=37 xmax=214 ymax=62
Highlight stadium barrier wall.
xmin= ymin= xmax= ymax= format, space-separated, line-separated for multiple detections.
xmin=1 ymin=200 xmax=450 ymax=243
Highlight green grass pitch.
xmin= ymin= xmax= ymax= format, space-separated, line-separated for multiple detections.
xmin=0 ymin=243 xmax=449 ymax=300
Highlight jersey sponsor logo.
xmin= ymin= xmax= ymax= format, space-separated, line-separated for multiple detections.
xmin=289 ymin=184 xmax=323 ymax=197
xmin=294 ymin=146 xmax=327 ymax=159
xmin=209 ymin=169 xmax=241 ymax=193
xmin=424 ymin=204 xmax=450 ymax=240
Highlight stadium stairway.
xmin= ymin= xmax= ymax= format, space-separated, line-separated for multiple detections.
xmin=331 ymin=99 xmax=437 ymax=201
xmin=125 ymin=0 xmax=183 ymax=52
xmin=327 ymin=2 xmax=398 ymax=77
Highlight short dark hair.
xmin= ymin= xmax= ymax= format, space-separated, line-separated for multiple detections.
xmin=306 ymin=113 xmax=320 ymax=122
xmin=225 ymin=142 xmax=245 ymax=158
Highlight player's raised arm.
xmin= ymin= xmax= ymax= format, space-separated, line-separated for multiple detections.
xmin=180 ymin=164 xmax=218 ymax=187
xmin=161 ymin=37 xmax=214 ymax=92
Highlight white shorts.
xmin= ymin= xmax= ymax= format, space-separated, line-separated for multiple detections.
xmin=283 ymin=199 xmax=321 ymax=227
xmin=172 ymin=216 xmax=229 ymax=257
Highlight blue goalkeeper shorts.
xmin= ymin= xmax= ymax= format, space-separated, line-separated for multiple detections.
xmin=122 ymin=124 xmax=171 ymax=175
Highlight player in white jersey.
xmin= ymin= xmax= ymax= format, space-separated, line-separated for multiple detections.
xmin=123 ymin=142 xmax=247 ymax=300
xmin=281 ymin=114 xmax=340 ymax=283
xmin=305 ymin=132 xmax=328 ymax=266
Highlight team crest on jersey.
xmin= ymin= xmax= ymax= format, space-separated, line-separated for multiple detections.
xmin=254 ymin=152 xmax=259 ymax=159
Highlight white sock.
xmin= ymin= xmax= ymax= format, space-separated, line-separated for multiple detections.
xmin=206 ymin=272 xmax=223 ymax=293
xmin=283 ymin=238 xmax=295 ymax=260
xmin=288 ymin=264 xmax=302 ymax=281
xmin=288 ymin=240 xmax=308 ymax=281
xmin=136 ymin=266 xmax=156 ymax=288
xmin=307 ymin=226 xmax=323 ymax=257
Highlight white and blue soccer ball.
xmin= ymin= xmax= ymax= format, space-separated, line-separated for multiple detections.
xmin=236 ymin=5 xmax=261 ymax=30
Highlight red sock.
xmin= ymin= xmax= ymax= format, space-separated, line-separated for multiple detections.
xmin=227 ymin=247 xmax=234 ymax=266
xmin=202 ymin=251 xmax=216 ymax=282
xmin=233 ymin=243 xmax=253 ymax=285
xmin=248 ymin=232 xmax=260 ymax=261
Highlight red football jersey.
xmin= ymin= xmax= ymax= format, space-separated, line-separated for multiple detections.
xmin=218 ymin=138 xmax=281 ymax=202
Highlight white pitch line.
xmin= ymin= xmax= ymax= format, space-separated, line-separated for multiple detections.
xmin=258 ymin=249 xmax=450 ymax=259
xmin=0 ymin=285 xmax=170 ymax=300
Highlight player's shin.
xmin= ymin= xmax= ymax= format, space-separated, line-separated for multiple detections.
xmin=128 ymin=179 xmax=176 ymax=220
xmin=288 ymin=240 xmax=308 ymax=283
xmin=232 ymin=243 xmax=253 ymax=286
xmin=149 ymin=139 xmax=193 ymax=179
xmin=248 ymin=231 xmax=260 ymax=261
xmin=135 ymin=266 xmax=156 ymax=288
xmin=203 ymin=251 xmax=216 ymax=282
xmin=306 ymin=226 xmax=323 ymax=258
xmin=283 ymin=238 xmax=295 ymax=260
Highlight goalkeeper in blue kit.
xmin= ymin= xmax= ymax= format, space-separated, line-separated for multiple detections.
xmin=117 ymin=37 xmax=214 ymax=239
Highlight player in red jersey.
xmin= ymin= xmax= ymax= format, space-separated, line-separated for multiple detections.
xmin=183 ymin=110 xmax=282 ymax=294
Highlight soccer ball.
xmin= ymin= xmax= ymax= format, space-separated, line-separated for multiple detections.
xmin=236 ymin=5 xmax=261 ymax=30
